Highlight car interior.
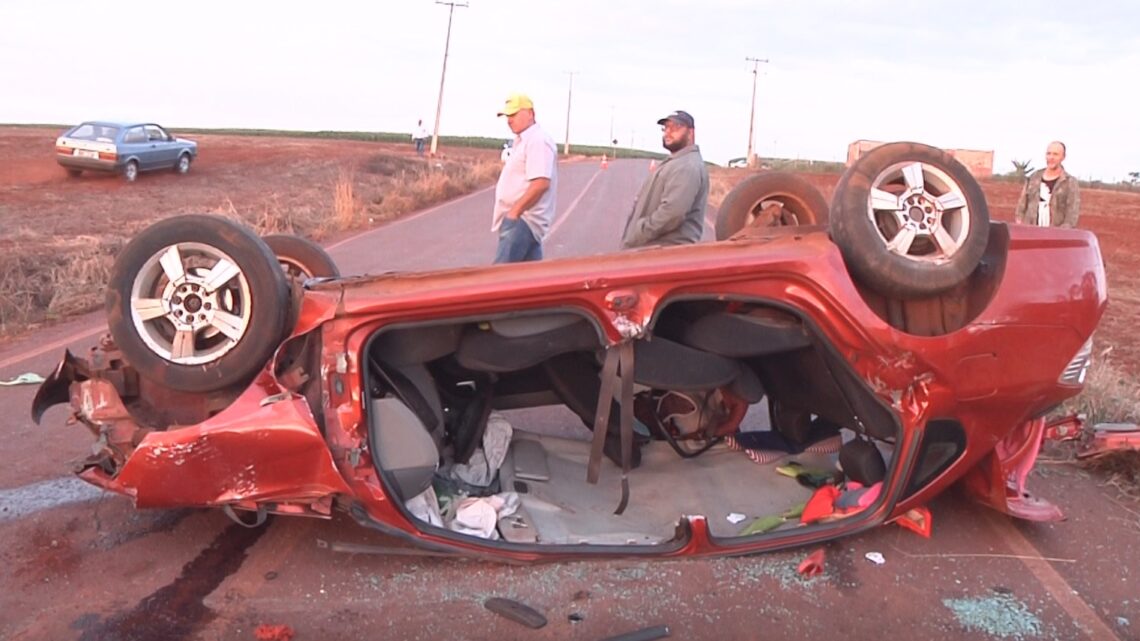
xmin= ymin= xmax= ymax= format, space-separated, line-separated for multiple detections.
xmin=362 ymin=298 xmax=902 ymax=547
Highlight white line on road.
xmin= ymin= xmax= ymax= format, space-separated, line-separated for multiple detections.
xmin=983 ymin=509 xmax=1122 ymax=641
xmin=547 ymin=168 xmax=602 ymax=239
xmin=0 ymin=328 xmax=103 ymax=371
xmin=0 ymin=476 xmax=107 ymax=522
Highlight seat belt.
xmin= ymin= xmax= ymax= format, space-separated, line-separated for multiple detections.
xmin=586 ymin=341 xmax=635 ymax=515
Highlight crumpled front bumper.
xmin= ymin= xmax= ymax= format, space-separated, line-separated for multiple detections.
xmin=32 ymin=337 xmax=351 ymax=513
xmin=32 ymin=344 xmax=148 ymax=488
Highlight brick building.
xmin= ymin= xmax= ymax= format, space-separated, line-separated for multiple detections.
xmin=846 ymin=140 xmax=994 ymax=178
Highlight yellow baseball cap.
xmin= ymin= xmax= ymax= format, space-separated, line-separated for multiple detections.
xmin=497 ymin=93 xmax=534 ymax=117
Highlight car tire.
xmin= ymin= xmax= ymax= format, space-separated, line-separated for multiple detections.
xmin=105 ymin=214 xmax=290 ymax=393
xmin=829 ymin=142 xmax=989 ymax=298
xmin=715 ymin=172 xmax=829 ymax=240
xmin=176 ymin=153 xmax=192 ymax=174
xmin=66 ymin=169 xmax=82 ymax=178
xmin=263 ymin=234 xmax=340 ymax=281
xmin=124 ymin=160 xmax=139 ymax=182
xmin=263 ymin=234 xmax=340 ymax=335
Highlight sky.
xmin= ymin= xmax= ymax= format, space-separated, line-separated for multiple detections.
xmin=2 ymin=0 xmax=1137 ymax=181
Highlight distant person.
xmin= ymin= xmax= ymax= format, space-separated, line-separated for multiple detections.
xmin=621 ymin=110 xmax=709 ymax=248
xmin=413 ymin=119 xmax=429 ymax=156
xmin=1014 ymin=141 xmax=1081 ymax=228
xmin=491 ymin=93 xmax=558 ymax=263
xmin=500 ymin=140 xmax=512 ymax=163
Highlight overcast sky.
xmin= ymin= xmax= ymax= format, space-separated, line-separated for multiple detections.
xmin=3 ymin=1 xmax=1137 ymax=180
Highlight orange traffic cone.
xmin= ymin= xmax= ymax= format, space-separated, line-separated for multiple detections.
xmin=601 ymin=154 xmax=609 ymax=170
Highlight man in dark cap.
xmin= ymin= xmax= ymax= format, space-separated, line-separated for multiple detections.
xmin=621 ymin=110 xmax=709 ymax=248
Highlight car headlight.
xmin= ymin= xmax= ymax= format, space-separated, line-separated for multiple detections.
xmin=1059 ymin=337 xmax=1093 ymax=385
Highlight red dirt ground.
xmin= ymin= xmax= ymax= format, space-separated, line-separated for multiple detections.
xmin=0 ymin=126 xmax=499 ymax=239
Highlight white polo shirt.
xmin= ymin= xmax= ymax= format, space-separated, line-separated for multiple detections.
xmin=492 ymin=122 xmax=557 ymax=240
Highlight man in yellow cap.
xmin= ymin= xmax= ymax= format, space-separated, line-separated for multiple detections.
xmin=492 ymin=93 xmax=558 ymax=263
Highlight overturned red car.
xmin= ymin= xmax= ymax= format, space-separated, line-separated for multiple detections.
xmin=33 ymin=142 xmax=1106 ymax=561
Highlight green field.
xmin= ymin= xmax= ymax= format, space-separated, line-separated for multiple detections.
xmin=9 ymin=123 xmax=666 ymax=161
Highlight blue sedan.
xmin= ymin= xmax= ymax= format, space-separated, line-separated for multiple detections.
xmin=55 ymin=121 xmax=198 ymax=182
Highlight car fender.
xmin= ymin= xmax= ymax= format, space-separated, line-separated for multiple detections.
xmin=118 ymin=154 xmax=142 ymax=170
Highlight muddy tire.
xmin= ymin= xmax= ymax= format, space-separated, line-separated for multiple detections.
xmin=715 ymin=172 xmax=829 ymax=240
xmin=263 ymin=234 xmax=340 ymax=335
xmin=175 ymin=153 xmax=192 ymax=174
xmin=829 ymin=142 xmax=989 ymax=299
xmin=123 ymin=160 xmax=139 ymax=182
xmin=105 ymin=214 xmax=290 ymax=393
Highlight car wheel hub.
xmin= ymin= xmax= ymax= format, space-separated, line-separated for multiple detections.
xmin=866 ymin=161 xmax=971 ymax=264
xmin=130 ymin=242 xmax=253 ymax=365
xmin=163 ymin=280 xmax=221 ymax=332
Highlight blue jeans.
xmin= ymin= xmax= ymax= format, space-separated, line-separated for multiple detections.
xmin=415 ymin=138 xmax=426 ymax=155
xmin=494 ymin=217 xmax=543 ymax=263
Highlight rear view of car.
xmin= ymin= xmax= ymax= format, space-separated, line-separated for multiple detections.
xmin=55 ymin=122 xmax=121 ymax=176
xmin=55 ymin=121 xmax=198 ymax=181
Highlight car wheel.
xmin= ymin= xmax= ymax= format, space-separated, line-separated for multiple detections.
xmin=176 ymin=153 xmax=192 ymax=174
xmin=715 ymin=172 xmax=829 ymax=240
xmin=829 ymin=142 xmax=989 ymax=298
xmin=105 ymin=214 xmax=290 ymax=393
xmin=262 ymin=234 xmax=340 ymax=281
xmin=263 ymin=234 xmax=340 ymax=335
xmin=124 ymin=160 xmax=139 ymax=182
xmin=66 ymin=169 xmax=82 ymax=178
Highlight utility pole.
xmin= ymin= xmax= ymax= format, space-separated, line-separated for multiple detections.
xmin=430 ymin=1 xmax=468 ymax=157
xmin=563 ymin=71 xmax=577 ymax=155
xmin=745 ymin=57 xmax=769 ymax=168
xmin=609 ymin=104 xmax=615 ymax=159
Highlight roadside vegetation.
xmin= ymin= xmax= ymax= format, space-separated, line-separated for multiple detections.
xmin=1059 ymin=355 xmax=1140 ymax=499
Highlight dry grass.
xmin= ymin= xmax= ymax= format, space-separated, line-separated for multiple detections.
xmin=1057 ymin=353 xmax=1140 ymax=500
xmin=332 ymin=168 xmax=359 ymax=230
xmin=1061 ymin=352 xmax=1140 ymax=425
xmin=364 ymin=158 xmax=501 ymax=224
xmin=1081 ymin=453 xmax=1140 ymax=502
xmin=0 ymin=236 xmax=123 ymax=334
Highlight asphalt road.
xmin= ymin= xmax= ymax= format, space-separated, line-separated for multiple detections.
xmin=1 ymin=158 xmax=1135 ymax=641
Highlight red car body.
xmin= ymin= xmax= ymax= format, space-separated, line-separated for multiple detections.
xmin=34 ymin=221 xmax=1105 ymax=561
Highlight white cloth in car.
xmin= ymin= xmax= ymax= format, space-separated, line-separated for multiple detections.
xmin=450 ymin=411 xmax=513 ymax=487
xmin=405 ymin=486 xmax=444 ymax=527
xmin=448 ymin=492 xmax=520 ymax=539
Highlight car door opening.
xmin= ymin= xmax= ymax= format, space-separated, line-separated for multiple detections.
xmin=362 ymin=299 xmax=902 ymax=548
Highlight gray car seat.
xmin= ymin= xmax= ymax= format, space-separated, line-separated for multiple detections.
xmin=369 ymin=397 xmax=439 ymax=501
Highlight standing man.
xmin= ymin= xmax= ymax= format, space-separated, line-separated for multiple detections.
xmin=492 ymin=93 xmax=558 ymax=263
xmin=413 ymin=119 xmax=429 ymax=156
xmin=621 ymin=110 xmax=709 ymax=248
xmin=1014 ymin=140 xmax=1081 ymax=228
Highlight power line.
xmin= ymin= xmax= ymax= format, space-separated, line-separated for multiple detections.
xmin=430 ymin=1 xmax=468 ymax=157
xmin=745 ymin=57 xmax=769 ymax=168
